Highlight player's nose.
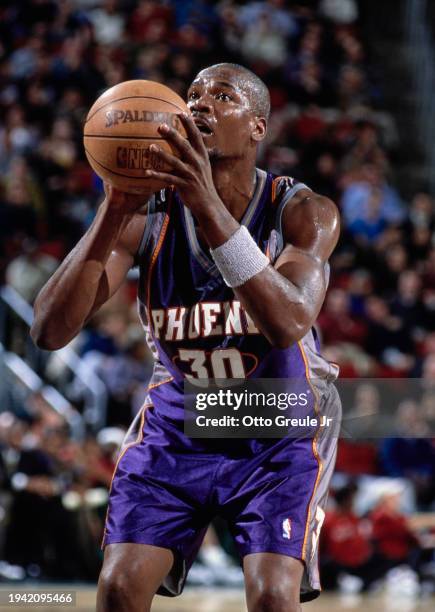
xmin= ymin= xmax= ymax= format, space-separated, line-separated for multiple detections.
xmin=188 ymin=94 xmax=213 ymax=114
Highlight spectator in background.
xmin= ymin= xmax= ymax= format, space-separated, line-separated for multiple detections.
xmin=348 ymin=186 xmax=387 ymax=245
xmin=378 ymin=242 xmax=409 ymax=295
xmin=41 ymin=117 xmax=78 ymax=170
xmin=381 ymin=401 xmax=435 ymax=509
xmin=337 ymin=65 xmax=369 ymax=110
xmin=88 ymin=0 xmax=125 ymax=46
xmin=335 ymin=383 xmax=382 ymax=475
xmin=346 ymin=268 xmax=373 ymax=317
xmin=423 ymin=247 xmax=435 ymax=290
xmin=369 ymin=483 xmax=421 ymax=573
xmin=0 ymin=408 xmax=124 ymax=581
xmin=308 ymin=152 xmax=339 ymax=201
xmin=291 ymin=62 xmax=335 ymax=108
xmin=3 ymin=423 xmax=82 ymax=579
xmin=402 ymin=192 xmax=434 ymax=263
xmin=238 ymin=0 xmax=297 ymax=39
xmin=364 ymin=295 xmax=414 ymax=374
xmin=390 ymin=270 xmax=427 ymax=343
xmin=240 ymin=12 xmax=288 ymax=68
xmin=342 ymin=121 xmax=389 ymax=176
xmin=320 ymin=0 xmax=359 ymax=24
xmin=80 ymin=306 xmax=129 ymax=359
xmin=129 ymin=0 xmax=173 ymax=44
xmin=6 ymin=238 xmax=58 ymax=303
xmin=318 ymin=288 xmax=367 ymax=347
xmin=218 ymin=1 xmax=244 ymax=57
xmin=72 ymin=304 xmax=153 ymax=426
xmin=0 ymin=105 xmax=37 ymax=163
xmin=321 ymin=482 xmax=377 ymax=591
xmin=341 ymin=164 xmax=405 ymax=228
xmin=95 ymin=325 xmax=154 ymax=427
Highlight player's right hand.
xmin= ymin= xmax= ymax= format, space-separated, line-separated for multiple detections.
xmin=103 ymin=182 xmax=151 ymax=214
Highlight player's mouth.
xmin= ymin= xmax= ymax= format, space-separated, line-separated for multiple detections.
xmin=194 ymin=118 xmax=214 ymax=136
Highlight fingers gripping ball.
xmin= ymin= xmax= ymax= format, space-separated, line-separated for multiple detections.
xmin=83 ymin=80 xmax=189 ymax=194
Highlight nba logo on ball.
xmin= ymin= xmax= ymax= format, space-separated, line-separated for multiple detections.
xmin=282 ymin=518 xmax=292 ymax=539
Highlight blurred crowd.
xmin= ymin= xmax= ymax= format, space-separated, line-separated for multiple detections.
xmin=0 ymin=0 xmax=433 ymax=384
xmin=320 ymin=479 xmax=435 ymax=596
xmin=0 ymin=0 xmax=434 ymax=592
xmin=0 ymin=399 xmax=123 ymax=580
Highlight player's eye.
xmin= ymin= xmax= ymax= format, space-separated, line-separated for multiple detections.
xmin=216 ymin=92 xmax=232 ymax=102
xmin=188 ymin=91 xmax=199 ymax=100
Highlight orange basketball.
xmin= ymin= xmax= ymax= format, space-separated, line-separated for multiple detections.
xmin=83 ymin=80 xmax=189 ymax=194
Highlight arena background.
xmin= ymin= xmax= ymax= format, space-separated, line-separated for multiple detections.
xmin=0 ymin=0 xmax=434 ymax=610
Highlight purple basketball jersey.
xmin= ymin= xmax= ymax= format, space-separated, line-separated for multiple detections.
xmin=136 ymin=168 xmax=337 ymax=420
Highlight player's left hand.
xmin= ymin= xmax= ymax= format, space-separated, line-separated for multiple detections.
xmin=144 ymin=113 xmax=223 ymax=220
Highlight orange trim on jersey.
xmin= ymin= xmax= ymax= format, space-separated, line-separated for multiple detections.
xmin=298 ymin=340 xmax=323 ymax=565
xmin=243 ymin=351 xmax=259 ymax=377
xmin=267 ymin=176 xmax=288 ymax=262
xmin=146 ymin=194 xmax=172 ymax=329
xmin=147 ymin=376 xmax=174 ymax=390
xmin=101 ymin=402 xmax=151 ymax=548
xmin=143 ymin=190 xmax=173 ymax=370
xmin=271 ymin=175 xmax=287 ymax=205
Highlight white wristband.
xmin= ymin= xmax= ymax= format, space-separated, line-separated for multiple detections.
xmin=210 ymin=225 xmax=269 ymax=288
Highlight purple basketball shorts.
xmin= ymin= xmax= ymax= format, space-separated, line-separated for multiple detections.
xmin=102 ymin=385 xmax=339 ymax=602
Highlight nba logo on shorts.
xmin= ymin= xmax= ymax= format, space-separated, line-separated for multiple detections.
xmin=282 ymin=518 xmax=292 ymax=540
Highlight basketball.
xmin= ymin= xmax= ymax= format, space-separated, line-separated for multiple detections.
xmin=83 ymin=80 xmax=189 ymax=194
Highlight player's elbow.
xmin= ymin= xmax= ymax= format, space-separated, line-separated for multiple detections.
xmin=268 ymin=316 xmax=311 ymax=349
xmin=30 ymin=312 xmax=70 ymax=351
xmin=30 ymin=323 xmax=64 ymax=351
xmin=273 ymin=332 xmax=306 ymax=349
xmin=270 ymin=334 xmax=295 ymax=349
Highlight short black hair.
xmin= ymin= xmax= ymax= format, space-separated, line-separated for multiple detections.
xmin=197 ymin=63 xmax=271 ymax=121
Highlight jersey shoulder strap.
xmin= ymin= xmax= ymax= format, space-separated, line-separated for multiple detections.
xmin=269 ymin=176 xmax=311 ymax=261
xmin=135 ymin=188 xmax=173 ymax=264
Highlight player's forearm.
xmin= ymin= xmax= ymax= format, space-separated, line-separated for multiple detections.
xmin=234 ymin=266 xmax=323 ymax=348
xmin=195 ymin=202 xmax=240 ymax=248
xmin=198 ymin=208 xmax=322 ymax=347
xmin=31 ymin=201 xmax=132 ymax=350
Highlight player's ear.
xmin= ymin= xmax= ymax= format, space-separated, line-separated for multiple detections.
xmin=251 ymin=116 xmax=267 ymax=143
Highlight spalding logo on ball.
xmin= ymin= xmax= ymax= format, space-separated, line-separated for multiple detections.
xmin=83 ymin=80 xmax=189 ymax=194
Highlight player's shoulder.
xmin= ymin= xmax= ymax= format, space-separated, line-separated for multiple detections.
xmin=280 ymin=183 xmax=340 ymax=249
xmin=286 ymin=187 xmax=339 ymax=222
xmin=271 ymin=173 xmax=339 ymax=228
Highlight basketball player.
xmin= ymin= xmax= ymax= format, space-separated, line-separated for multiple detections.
xmin=31 ymin=63 xmax=341 ymax=611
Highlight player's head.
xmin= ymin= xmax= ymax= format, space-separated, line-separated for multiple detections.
xmin=187 ymin=63 xmax=270 ymax=160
